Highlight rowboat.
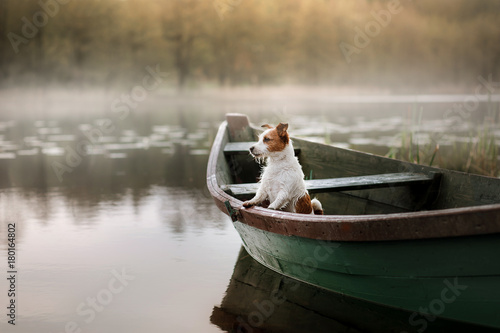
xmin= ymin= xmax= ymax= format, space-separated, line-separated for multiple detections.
xmin=207 ymin=113 xmax=500 ymax=329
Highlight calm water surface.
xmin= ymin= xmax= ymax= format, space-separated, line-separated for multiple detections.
xmin=0 ymin=93 xmax=499 ymax=332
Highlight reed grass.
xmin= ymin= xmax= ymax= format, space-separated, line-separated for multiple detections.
xmin=458 ymin=125 xmax=498 ymax=177
xmin=386 ymin=105 xmax=499 ymax=177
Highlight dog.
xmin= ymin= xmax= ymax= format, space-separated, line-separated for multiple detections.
xmin=242 ymin=123 xmax=323 ymax=215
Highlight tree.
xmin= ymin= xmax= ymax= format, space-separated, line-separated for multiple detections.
xmin=160 ymin=0 xmax=210 ymax=90
xmin=0 ymin=1 xmax=9 ymax=78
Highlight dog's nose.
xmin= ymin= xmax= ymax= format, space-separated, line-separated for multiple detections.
xmin=249 ymin=146 xmax=255 ymax=153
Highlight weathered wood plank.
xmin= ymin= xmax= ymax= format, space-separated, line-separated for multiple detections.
xmin=221 ymin=172 xmax=438 ymax=197
xmin=208 ymin=115 xmax=500 ymax=242
xmin=224 ymin=142 xmax=301 ymax=156
xmin=290 ymin=133 xmax=500 ymax=209
xmin=223 ymin=142 xmax=255 ymax=155
xmin=306 ymin=173 xmax=438 ymax=193
xmin=226 ymin=114 xmax=254 ymax=142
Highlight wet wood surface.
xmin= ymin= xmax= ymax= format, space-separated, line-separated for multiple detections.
xmin=222 ymin=172 xmax=438 ymax=196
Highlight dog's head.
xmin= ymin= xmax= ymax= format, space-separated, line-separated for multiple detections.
xmin=249 ymin=123 xmax=290 ymax=159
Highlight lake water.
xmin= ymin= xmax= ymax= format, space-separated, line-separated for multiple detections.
xmin=0 ymin=90 xmax=499 ymax=332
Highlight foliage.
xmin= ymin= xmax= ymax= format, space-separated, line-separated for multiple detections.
xmin=387 ymin=107 xmax=499 ymax=177
xmin=0 ymin=0 xmax=499 ymax=90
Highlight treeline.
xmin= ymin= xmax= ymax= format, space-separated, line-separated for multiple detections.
xmin=0 ymin=0 xmax=499 ymax=91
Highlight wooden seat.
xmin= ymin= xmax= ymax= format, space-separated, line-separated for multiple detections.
xmin=224 ymin=142 xmax=301 ymax=156
xmin=222 ymin=172 xmax=441 ymax=197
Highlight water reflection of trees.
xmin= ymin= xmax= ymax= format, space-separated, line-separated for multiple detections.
xmin=6 ymin=144 xmax=206 ymax=187
xmin=0 ymin=142 xmax=226 ymax=231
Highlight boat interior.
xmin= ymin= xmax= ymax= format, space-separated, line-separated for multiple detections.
xmin=218 ymin=114 xmax=500 ymax=216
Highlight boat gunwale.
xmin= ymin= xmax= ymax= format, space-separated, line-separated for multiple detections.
xmin=207 ymin=119 xmax=500 ymax=241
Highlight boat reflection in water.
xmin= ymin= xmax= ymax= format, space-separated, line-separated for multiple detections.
xmin=212 ymin=247 xmax=497 ymax=333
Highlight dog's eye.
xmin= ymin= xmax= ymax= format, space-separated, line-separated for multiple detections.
xmin=263 ymin=137 xmax=271 ymax=142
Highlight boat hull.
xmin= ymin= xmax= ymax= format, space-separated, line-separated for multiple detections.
xmin=213 ymin=248 xmax=500 ymax=333
xmin=234 ymin=221 xmax=500 ymax=329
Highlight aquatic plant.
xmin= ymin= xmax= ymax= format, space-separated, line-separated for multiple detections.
xmin=387 ymin=106 xmax=499 ymax=177
xmin=455 ymin=124 xmax=498 ymax=177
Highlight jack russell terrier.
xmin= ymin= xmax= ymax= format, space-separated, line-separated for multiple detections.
xmin=243 ymin=123 xmax=323 ymax=215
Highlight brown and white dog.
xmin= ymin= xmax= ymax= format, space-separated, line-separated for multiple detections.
xmin=243 ymin=123 xmax=323 ymax=215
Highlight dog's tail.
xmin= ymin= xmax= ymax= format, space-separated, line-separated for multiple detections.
xmin=311 ymin=198 xmax=323 ymax=215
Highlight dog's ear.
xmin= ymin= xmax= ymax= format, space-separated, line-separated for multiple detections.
xmin=261 ymin=124 xmax=273 ymax=129
xmin=276 ymin=123 xmax=288 ymax=136
xmin=276 ymin=123 xmax=289 ymax=144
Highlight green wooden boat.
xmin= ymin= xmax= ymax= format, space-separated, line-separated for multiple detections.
xmin=207 ymin=113 xmax=500 ymax=330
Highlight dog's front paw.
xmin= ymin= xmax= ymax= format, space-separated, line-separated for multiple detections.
xmin=243 ymin=201 xmax=255 ymax=208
